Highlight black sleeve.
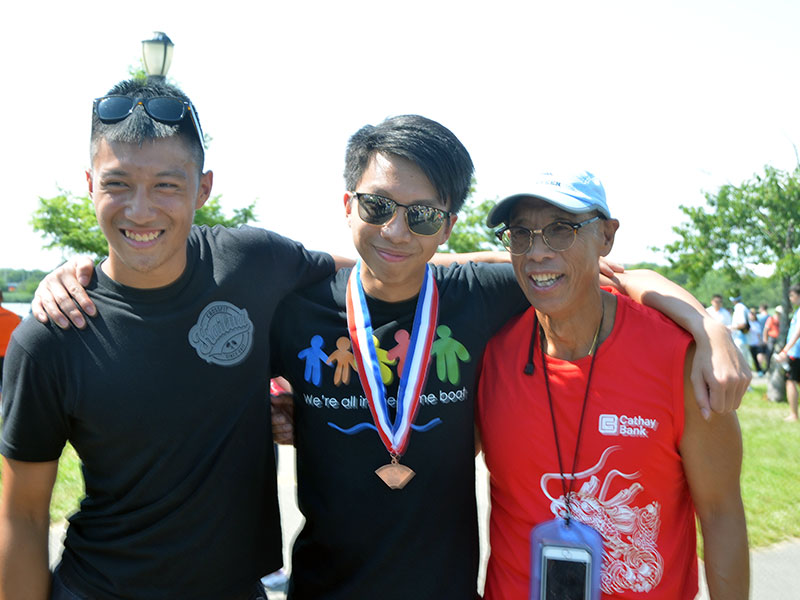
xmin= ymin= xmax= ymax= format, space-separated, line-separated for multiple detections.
xmin=434 ymin=261 xmax=529 ymax=337
xmin=0 ymin=325 xmax=69 ymax=462
xmin=231 ymin=226 xmax=335 ymax=293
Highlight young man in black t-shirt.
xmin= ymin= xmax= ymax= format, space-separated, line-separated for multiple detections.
xmin=0 ymin=79 xmax=335 ymax=600
xmin=270 ymin=118 xmax=525 ymax=598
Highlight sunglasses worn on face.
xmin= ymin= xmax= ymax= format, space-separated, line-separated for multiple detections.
xmin=495 ymin=216 xmax=601 ymax=254
xmin=93 ymin=95 xmax=205 ymax=151
xmin=354 ymin=192 xmax=450 ymax=236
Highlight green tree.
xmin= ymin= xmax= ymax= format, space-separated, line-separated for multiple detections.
xmin=32 ymin=191 xmax=105 ymax=257
xmin=660 ymin=164 xmax=800 ymax=319
xmin=625 ymin=261 xmax=783 ymax=310
xmin=0 ymin=269 xmax=49 ymax=301
xmin=443 ymin=194 xmax=504 ymax=253
xmin=32 ymin=192 xmax=256 ymax=260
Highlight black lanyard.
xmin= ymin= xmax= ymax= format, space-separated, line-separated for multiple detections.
xmin=536 ymin=308 xmax=603 ymax=523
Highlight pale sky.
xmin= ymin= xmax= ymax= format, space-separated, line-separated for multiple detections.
xmin=2 ymin=0 xmax=799 ymax=272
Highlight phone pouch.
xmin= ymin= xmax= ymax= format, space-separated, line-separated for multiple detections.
xmin=530 ymin=517 xmax=603 ymax=600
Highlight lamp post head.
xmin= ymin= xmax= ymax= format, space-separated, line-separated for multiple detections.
xmin=142 ymin=31 xmax=174 ymax=80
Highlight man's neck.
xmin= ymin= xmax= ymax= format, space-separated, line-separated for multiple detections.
xmin=538 ymin=290 xmax=616 ymax=361
xmin=359 ymin=266 xmax=425 ymax=303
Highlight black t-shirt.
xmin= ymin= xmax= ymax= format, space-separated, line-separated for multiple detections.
xmin=0 ymin=225 xmax=333 ymax=600
xmin=271 ymin=262 xmax=528 ymax=600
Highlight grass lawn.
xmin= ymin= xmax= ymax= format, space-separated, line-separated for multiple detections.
xmin=738 ymin=384 xmax=800 ymax=548
xmin=2 ymin=384 xmax=799 ymax=551
xmin=49 ymin=443 xmax=84 ymax=522
xmin=0 ymin=442 xmax=84 ymax=523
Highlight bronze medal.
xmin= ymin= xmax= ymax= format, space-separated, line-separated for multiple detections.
xmin=375 ymin=460 xmax=415 ymax=489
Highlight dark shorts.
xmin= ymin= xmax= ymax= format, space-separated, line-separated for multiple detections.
xmin=788 ymin=357 xmax=800 ymax=382
xmin=51 ymin=569 xmax=268 ymax=600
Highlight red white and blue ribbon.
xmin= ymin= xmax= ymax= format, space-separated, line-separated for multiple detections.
xmin=346 ymin=260 xmax=439 ymax=457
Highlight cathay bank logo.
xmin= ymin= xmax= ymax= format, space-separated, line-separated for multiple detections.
xmin=598 ymin=413 xmax=659 ymax=438
xmin=598 ymin=414 xmax=619 ymax=435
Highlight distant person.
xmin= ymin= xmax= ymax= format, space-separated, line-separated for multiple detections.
xmin=756 ymin=303 xmax=770 ymax=369
xmin=477 ymin=170 xmax=748 ymax=599
xmin=763 ymin=305 xmax=783 ymax=370
xmin=729 ymin=294 xmax=750 ymax=358
xmin=747 ymin=307 xmax=766 ymax=375
xmin=0 ymin=78 xmax=339 ymax=600
xmin=778 ymin=285 xmax=800 ymax=422
xmin=0 ymin=290 xmax=22 ymax=397
xmin=757 ymin=303 xmax=769 ymax=328
xmin=706 ymin=293 xmax=732 ymax=327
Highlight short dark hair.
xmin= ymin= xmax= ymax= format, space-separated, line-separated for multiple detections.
xmin=790 ymin=284 xmax=800 ymax=296
xmin=712 ymin=294 xmax=723 ymax=301
xmin=344 ymin=115 xmax=474 ymax=214
xmin=90 ymin=79 xmax=204 ymax=171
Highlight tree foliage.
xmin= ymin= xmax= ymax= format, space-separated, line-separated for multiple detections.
xmin=443 ymin=182 xmax=504 ymax=253
xmin=661 ymin=164 xmax=800 ymax=316
xmin=626 ymin=261 xmax=785 ymax=311
xmin=0 ymin=268 xmax=48 ymax=300
xmin=31 ymin=192 xmax=256 ymax=260
xmin=32 ymin=191 xmax=106 ymax=257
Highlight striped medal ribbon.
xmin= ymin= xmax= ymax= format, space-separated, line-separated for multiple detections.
xmin=345 ymin=260 xmax=439 ymax=489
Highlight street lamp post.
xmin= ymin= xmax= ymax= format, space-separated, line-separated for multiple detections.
xmin=141 ymin=31 xmax=174 ymax=80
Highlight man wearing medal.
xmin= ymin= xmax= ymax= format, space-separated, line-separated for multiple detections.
xmin=477 ymin=171 xmax=748 ymax=599
xmin=32 ymin=117 xmax=750 ymax=599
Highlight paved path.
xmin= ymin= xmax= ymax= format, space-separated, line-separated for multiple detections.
xmin=49 ymin=446 xmax=798 ymax=599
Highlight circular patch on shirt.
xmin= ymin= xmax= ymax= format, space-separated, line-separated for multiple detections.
xmin=189 ymin=301 xmax=254 ymax=366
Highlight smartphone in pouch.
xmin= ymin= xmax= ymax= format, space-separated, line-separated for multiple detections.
xmin=540 ymin=544 xmax=591 ymax=600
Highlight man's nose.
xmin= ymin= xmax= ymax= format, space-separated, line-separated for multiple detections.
xmin=381 ymin=207 xmax=412 ymax=241
xmin=525 ymin=231 xmax=555 ymax=260
xmin=125 ymin=188 xmax=157 ymax=222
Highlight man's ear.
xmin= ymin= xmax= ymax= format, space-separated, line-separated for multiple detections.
xmin=86 ymin=170 xmax=94 ymax=197
xmin=439 ymin=214 xmax=458 ymax=245
xmin=599 ymin=218 xmax=620 ymax=257
xmin=343 ymin=192 xmax=354 ymax=228
xmin=195 ymin=170 xmax=214 ymax=210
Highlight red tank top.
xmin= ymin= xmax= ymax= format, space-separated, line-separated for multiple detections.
xmin=477 ymin=295 xmax=697 ymax=599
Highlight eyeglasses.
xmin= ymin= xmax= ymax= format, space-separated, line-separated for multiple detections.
xmin=353 ymin=192 xmax=451 ymax=236
xmin=93 ymin=95 xmax=205 ymax=151
xmin=495 ymin=216 xmax=601 ymax=254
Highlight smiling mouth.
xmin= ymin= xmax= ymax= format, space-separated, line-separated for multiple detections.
xmin=529 ymin=273 xmax=563 ymax=288
xmin=123 ymin=230 xmax=162 ymax=242
xmin=375 ymin=247 xmax=410 ymax=262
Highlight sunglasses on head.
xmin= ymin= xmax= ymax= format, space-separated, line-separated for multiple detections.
xmin=93 ymin=95 xmax=205 ymax=151
xmin=353 ymin=192 xmax=451 ymax=236
xmin=495 ymin=216 xmax=601 ymax=254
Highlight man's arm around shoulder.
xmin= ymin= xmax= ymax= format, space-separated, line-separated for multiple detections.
xmin=0 ymin=457 xmax=58 ymax=600
xmin=680 ymin=345 xmax=749 ymax=600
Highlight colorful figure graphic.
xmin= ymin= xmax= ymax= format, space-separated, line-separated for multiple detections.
xmin=298 ymin=334 xmax=331 ymax=386
xmin=431 ymin=324 xmax=470 ymax=385
xmin=373 ymin=335 xmax=397 ymax=385
xmin=327 ymin=336 xmax=357 ymax=386
xmin=386 ymin=329 xmax=410 ymax=375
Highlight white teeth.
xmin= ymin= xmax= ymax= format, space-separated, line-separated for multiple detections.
xmin=530 ymin=274 xmax=560 ymax=287
xmin=125 ymin=230 xmax=160 ymax=242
